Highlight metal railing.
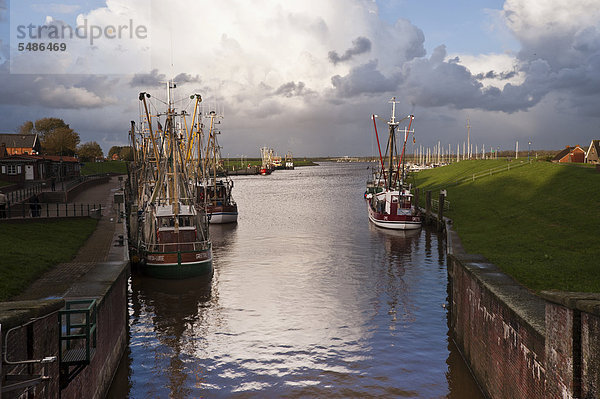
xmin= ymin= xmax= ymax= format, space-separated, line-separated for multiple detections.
xmin=432 ymin=198 xmax=451 ymax=212
xmin=142 ymin=240 xmax=211 ymax=253
xmin=58 ymin=299 xmax=97 ymax=388
xmin=424 ymin=160 xmax=532 ymax=193
xmin=2 ymin=183 xmax=43 ymax=204
xmin=0 ymin=202 xmax=102 ymax=220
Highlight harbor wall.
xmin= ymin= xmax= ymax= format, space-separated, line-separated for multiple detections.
xmin=440 ymin=215 xmax=600 ymax=399
xmin=0 ymin=300 xmax=64 ymax=399
xmin=60 ymin=261 xmax=129 ymax=399
xmin=0 ymin=262 xmax=128 ymax=399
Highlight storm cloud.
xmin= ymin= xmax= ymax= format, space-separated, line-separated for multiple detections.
xmin=328 ymin=36 xmax=372 ymax=65
xmin=0 ymin=0 xmax=599 ymax=155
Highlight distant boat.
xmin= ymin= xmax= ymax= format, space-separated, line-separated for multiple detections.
xmin=260 ymin=147 xmax=275 ymax=175
xmin=365 ymin=97 xmax=421 ymax=230
xmin=199 ymin=110 xmax=238 ymax=224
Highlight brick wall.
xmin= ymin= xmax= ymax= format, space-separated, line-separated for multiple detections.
xmin=541 ymin=292 xmax=600 ymax=399
xmin=60 ymin=264 xmax=128 ymax=399
xmin=0 ymin=299 xmax=63 ymax=399
xmin=448 ymin=254 xmax=547 ymax=399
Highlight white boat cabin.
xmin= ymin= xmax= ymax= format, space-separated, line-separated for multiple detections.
xmin=375 ymin=189 xmax=414 ymax=215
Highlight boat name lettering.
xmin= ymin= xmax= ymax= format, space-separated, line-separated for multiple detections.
xmin=148 ymin=255 xmax=165 ymax=261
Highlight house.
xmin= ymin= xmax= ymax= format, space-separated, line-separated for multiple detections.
xmin=0 ymin=133 xmax=41 ymax=155
xmin=585 ymin=140 xmax=600 ymax=164
xmin=551 ymin=145 xmax=586 ymax=163
xmin=0 ymin=154 xmax=80 ymax=185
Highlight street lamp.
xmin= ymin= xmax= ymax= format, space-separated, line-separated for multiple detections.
xmin=528 ymin=141 xmax=531 ymax=162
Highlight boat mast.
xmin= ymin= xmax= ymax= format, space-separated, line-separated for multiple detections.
xmin=387 ymin=97 xmax=399 ymax=190
xmin=167 ymin=81 xmax=180 ymax=231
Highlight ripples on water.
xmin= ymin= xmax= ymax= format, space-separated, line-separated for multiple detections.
xmin=109 ymin=162 xmax=483 ymax=398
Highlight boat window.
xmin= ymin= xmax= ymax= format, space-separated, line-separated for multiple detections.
xmin=391 ymin=196 xmax=398 ymax=203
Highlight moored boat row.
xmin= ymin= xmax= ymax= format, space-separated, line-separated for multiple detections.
xmin=127 ymin=82 xmax=238 ymax=279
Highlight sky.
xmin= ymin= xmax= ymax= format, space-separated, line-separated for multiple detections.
xmin=0 ymin=0 xmax=599 ymax=157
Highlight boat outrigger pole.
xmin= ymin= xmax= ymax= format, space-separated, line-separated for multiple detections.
xmin=372 ymin=114 xmax=387 ymax=187
xmin=396 ymin=115 xmax=414 ymax=187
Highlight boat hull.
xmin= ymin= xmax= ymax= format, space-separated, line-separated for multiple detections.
xmin=366 ymin=201 xmax=422 ymax=230
xmin=207 ymin=204 xmax=238 ymax=224
xmin=143 ymin=247 xmax=213 ymax=279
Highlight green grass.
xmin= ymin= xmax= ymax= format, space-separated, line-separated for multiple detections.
xmin=81 ymin=161 xmax=127 ymax=175
xmin=414 ymin=160 xmax=600 ymax=292
xmin=0 ymin=218 xmax=98 ymax=301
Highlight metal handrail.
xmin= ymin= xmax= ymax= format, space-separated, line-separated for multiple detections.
xmin=0 ymin=202 xmax=102 ymax=219
xmin=142 ymin=240 xmax=211 ymax=253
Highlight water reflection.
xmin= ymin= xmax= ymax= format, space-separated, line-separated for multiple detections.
xmin=111 ymin=162 xmax=483 ymax=398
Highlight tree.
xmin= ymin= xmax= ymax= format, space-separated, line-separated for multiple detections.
xmin=77 ymin=141 xmax=104 ymax=162
xmin=34 ymin=118 xmax=69 ymax=140
xmin=18 ymin=121 xmax=34 ymax=135
xmin=26 ymin=118 xmax=81 ymax=155
xmin=119 ymin=146 xmax=133 ymax=161
xmin=43 ymin=126 xmax=80 ymax=156
xmin=108 ymin=146 xmax=122 ymax=159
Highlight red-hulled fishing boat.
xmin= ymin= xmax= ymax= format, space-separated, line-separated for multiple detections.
xmin=365 ymin=97 xmax=421 ymax=230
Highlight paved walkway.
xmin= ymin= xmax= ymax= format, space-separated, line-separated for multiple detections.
xmin=12 ymin=176 xmax=128 ymax=301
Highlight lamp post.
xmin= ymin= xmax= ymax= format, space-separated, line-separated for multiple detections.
xmin=528 ymin=141 xmax=531 ymax=162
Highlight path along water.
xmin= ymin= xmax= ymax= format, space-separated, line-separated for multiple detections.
xmin=109 ymin=162 xmax=484 ymax=398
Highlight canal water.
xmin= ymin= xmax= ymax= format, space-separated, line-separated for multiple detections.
xmin=109 ymin=162 xmax=484 ymax=398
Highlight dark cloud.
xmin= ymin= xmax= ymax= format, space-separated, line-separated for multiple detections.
xmin=331 ymin=60 xmax=401 ymax=97
xmin=173 ymin=72 xmax=201 ymax=84
xmin=129 ymin=70 xmax=201 ymax=88
xmin=273 ymin=81 xmax=314 ymax=97
xmin=0 ymin=60 xmax=116 ymax=109
xmin=474 ymin=70 xmax=517 ymax=80
xmin=328 ymin=36 xmax=371 ymax=65
xmin=129 ymin=69 xmax=167 ymax=87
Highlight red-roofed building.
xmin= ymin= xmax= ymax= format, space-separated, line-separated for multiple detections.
xmin=551 ymin=145 xmax=586 ymax=163
xmin=0 ymin=133 xmax=41 ymax=155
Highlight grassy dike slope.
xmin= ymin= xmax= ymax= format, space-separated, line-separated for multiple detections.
xmin=414 ymin=160 xmax=600 ymax=292
xmin=0 ymin=219 xmax=97 ymax=301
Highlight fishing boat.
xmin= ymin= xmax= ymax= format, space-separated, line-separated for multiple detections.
xmin=365 ymin=97 xmax=421 ymax=230
xmin=199 ymin=110 xmax=238 ymax=224
xmin=127 ymin=82 xmax=213 ymax=278
xmin=259 ymin=147 xmax=275 ymax=175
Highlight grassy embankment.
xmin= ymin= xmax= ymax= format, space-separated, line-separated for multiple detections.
xmin=414 ymin=159 xmax=600 ymax=292
xmin=81 ymin=160 xmax=128 ymax=175
xmin=0 ymin=218 xmax=97 ymax=301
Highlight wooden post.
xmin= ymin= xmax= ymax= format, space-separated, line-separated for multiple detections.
xmin=425 ymin=190 xmax=432 ymax=225
xmin=414 ymin=188 xmax=420 ymax=212
xmin=438 ymin=192 xmax=445 ymax=230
